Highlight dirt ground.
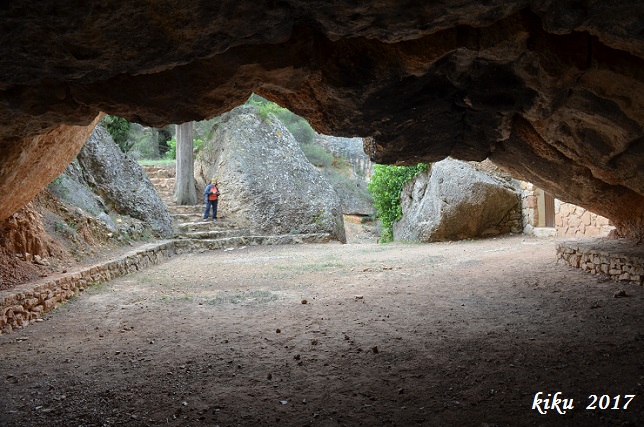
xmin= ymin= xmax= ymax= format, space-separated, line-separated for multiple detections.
xmin=0 ymin=235 xmax=643 ymax=426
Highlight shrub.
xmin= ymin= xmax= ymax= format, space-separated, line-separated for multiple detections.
xmin=367 ymin=163 xmax=429 ymax=242
xmin=164 ymin=137 xmax=203 ymax=160
xmin=301 ymin=143 xmax=334 ymax=168
xmin=246 ymin=93 xmax=317 ymax=145
xmin=286 ymin=120 xmax=316 ymax=145
xmin=101 ymin=115 xmax=132 ymax=152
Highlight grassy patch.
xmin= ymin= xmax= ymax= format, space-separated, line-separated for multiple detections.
xmin=138 ymin=159 xmax=174 ymax=166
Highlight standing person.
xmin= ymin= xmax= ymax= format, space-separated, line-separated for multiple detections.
xmin=203 ymin=178 xmax=220 ymax=220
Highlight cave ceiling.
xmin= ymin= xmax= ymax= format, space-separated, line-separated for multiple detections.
xmin=0 ymin=0 xmax=642 ymax=238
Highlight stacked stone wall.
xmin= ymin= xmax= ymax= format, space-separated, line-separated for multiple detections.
xmin=0 ymin=233 xmax=331 ymax=334
xmin=519 ymin=182 xmax=539 ymax=234
xmin=555 ymin=201 xmax=615 ymax=237
xmin=556 ymin=240 xmax=643 ymax=285
xmin=0 ymin=241 xmax=176 ymax=333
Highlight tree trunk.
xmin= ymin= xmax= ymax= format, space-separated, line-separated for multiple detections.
xmin=149 ymin=128 xmax=160 ymax=159
xmin=174 ymin=122 xmax=197 ymax=205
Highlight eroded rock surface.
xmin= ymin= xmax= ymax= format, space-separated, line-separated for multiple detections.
xmin=313 ymin=134 xmax=374 ymax=216
xmin=0 ymin=1 xmax=642 ymax=237
xmin=76 ymin=126 xmax=174 ymax=238
xmin=195 ymin=105 xmax=346 ymax=242
xmin=394 ymin=159 xmax=521 ymax=242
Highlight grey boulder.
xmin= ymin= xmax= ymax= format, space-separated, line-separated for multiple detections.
xmin=394 ymin=158 xmax=521 ymax=242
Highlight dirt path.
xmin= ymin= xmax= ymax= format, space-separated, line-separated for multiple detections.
xmin=1 ymin=236 xmax=642 ymax=426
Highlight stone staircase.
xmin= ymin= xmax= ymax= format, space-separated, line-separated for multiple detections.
xmin=142 ymin=165 xmax=331 ymax=250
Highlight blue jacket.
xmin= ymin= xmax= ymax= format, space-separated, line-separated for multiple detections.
xmin=204 ymin=183 xmax=219 ymax=202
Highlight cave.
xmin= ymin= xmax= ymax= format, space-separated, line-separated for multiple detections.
xmin=0 ymin=2 xmax=643 ymax=424
xmin=0 ymin=0 xmax=642 ymax=239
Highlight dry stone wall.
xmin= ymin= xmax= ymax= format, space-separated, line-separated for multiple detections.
xmin=555 ymin=201 xmax=615 ymax=238
xmin=0 ymin=233 xmax=331 ymax=334
xmin=0 ymin=241 xmax=175 ymax=334
xmin=519 ymin=182 xmax=539 ymax=234
xmin=556 ymin=240 xmax=643 ymax=285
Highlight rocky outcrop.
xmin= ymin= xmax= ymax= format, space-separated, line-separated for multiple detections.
xmin=314 ymin=135 xmax=373 ymax=181
xmin=75 ymin=125 xmax=174 ymax=238
xmin=0 ymin=1 xmax=641 ymax=238
xmin=394 ymin=159 xmax=521 ymax=242
xmin=195 ymin=106 xmax=346 ymax=242
xmin=0 ymin=116 xmax=102 ymax=225
xmin=313 ymin=134 xmax=374 ymax=216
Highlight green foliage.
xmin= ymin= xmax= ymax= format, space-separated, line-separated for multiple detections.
xmin=164 ymin=137 xmax=203 ymax=160
xmin=301 ymin=143 xmax=334 ymax=168
xmin=101 ymin=115 xmax=132 ymax=152
xmin=246 ymin=94 xmax=316 ymax=145
xmin=247 ymin=94 xmax=288 ymax=122
xmin=279 ymin=114 xmax=316 ymax=145
xmin=157 ymin=127 xmax=173 ymax=157
xmin=137 ymin=159 xmax=174 ymax=166
xmin=164 ymin=137 xmax=177 ymax=159
xmin=368 ymin=163 xmax=429 ymax=242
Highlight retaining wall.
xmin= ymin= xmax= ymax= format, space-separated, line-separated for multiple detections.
xmin=0 ymin=234 xmax=331 ymax=334
xmin=0 ymin=241 xmax=176 ymax=334
xmin=555 ymin=201 xmax=614 ymax=237
xmin=556 ymin=239 xmax=644 ymax=285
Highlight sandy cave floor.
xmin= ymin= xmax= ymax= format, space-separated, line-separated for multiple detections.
xmin=0 ymin=235 xmax=643 ymax=426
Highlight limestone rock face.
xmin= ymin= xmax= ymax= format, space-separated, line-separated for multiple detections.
xmin=0 ymin=1 xmax=642 ymax=238
xmin=314 ymin=135 xmax=374 ymax=181
xmin=76 ymin=125 xmax=174 ymax=238
xmin=394 ymin=159 xmax=521 ymax=242
xmin=0 ymin=116 xmax=102 ymax=224
xmin=313 ymin=135 xmax=374 ymax=216
xmin=195 ymin=106 xmax=346 ymax=242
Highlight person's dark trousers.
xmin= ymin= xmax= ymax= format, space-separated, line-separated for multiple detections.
xmin=203 ymin=200 xmax=218 ymax=219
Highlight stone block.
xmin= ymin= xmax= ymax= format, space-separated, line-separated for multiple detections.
xmin=22 ymin=298 xmax=40 ymax=309
xmin=580 ymin=210 xmax=592 ymax=226
xmin=42 ymin=298 xmax=57 ymax=311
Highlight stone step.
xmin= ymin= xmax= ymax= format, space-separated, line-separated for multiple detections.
xmin=175 ymin=219 xmax=237 ymax=232
xmin=169 ymin=205 xmax=207 ymax=214
xmin=176 ymin=228 xmax=252 ymax=240
xmin=141 ymin=166 xmax=175 ymax=179
xmin=149 ymin=177 xmax=175 ymax=187
xmin=171 ymin=213 xmax=205 ymax=221
xmin=174 ymin=233 xmax=332 ymax=251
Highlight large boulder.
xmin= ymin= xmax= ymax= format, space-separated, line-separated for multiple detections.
xmin=75 ymin=125 xmax=174 ymax=238
xmin=394 ymin=159 xmax=521 ymax=242
xmin=0 ymin=1 xmax=642 ymax=239
xmin=195 ymin=106 xmax=346 ymax=242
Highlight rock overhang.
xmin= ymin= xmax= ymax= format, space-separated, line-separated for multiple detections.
xmin=0 ymin=1 xmax=642 ymax=238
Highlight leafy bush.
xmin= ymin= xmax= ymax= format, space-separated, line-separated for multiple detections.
xmin=101 ymin=115 xmax=132 ymax=152
xmin=247 ymin=95 xmax=288 ymax=122
xmin=164 ymin=137 xmax=204 ymax=160
xmin=286 ymin=120 xmax=316 ymax=145
xmin=301 ymin=143 xmax=334 ymax=168
xmin=246 ymin=94 xmax=316 ymax=145
xmin=368 ymin=163 xmax=429 ymax=242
